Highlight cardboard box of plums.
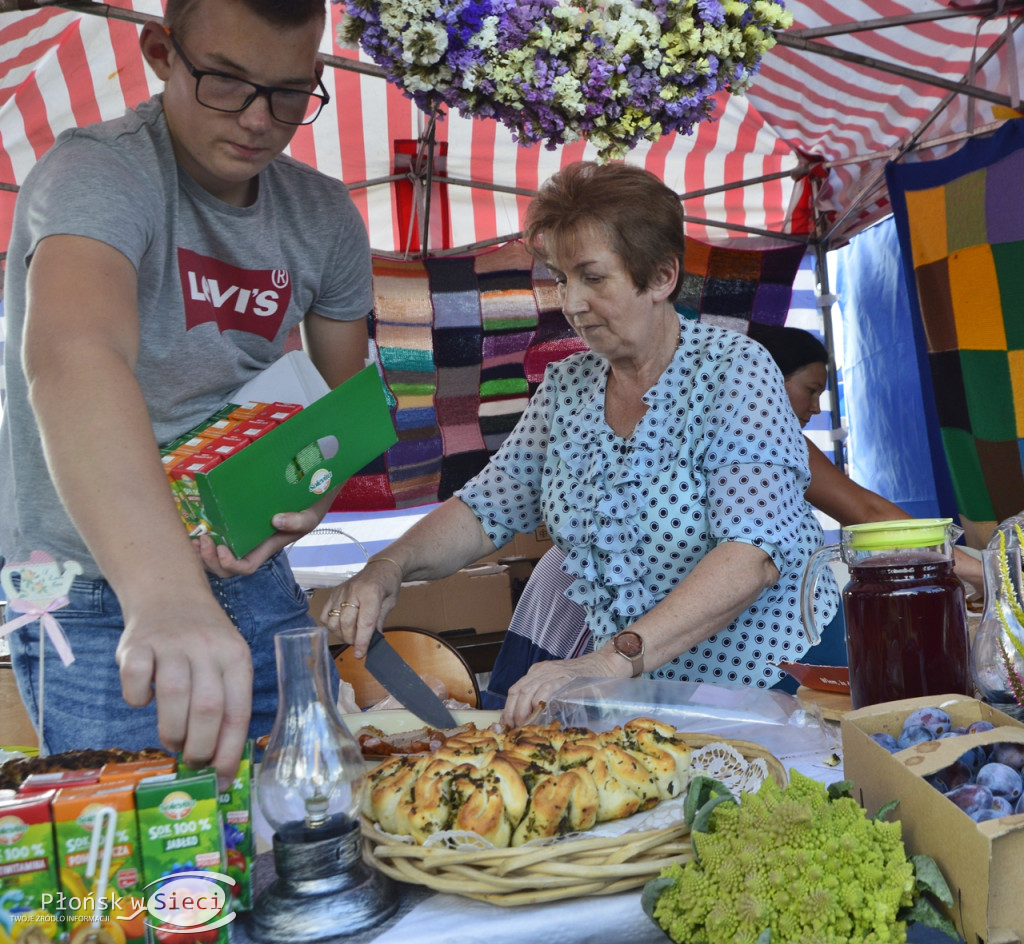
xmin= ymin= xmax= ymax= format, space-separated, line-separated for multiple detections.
xmin=842 ymin=694 xmax=1024 ymax=944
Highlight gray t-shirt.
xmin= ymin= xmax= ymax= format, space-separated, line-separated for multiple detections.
xmin=0 ymin=95 xmax=373 ymax=578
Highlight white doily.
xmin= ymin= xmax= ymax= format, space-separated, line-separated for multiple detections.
xmin=377 ymin=740 xmax=770 ymax=851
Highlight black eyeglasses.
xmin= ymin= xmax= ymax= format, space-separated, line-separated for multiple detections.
xmin=168 ymin=33 xmax=329 ymax=126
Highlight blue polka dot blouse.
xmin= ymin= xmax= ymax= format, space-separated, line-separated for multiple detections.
xmin=456 ymin=315 xmax=839 ymax=688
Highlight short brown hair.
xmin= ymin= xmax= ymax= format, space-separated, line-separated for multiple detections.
xmin=164 ymin=0 xmax=327 ymax=41
xmin=523 ymin=162 xmax=686 ymax=300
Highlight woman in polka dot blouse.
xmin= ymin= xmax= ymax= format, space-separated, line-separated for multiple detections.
xmin=323 ymin=161 xmax=837 ymax=725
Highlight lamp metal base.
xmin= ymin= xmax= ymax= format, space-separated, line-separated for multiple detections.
xmin=245 ymin=820 xmax=396 ymax=943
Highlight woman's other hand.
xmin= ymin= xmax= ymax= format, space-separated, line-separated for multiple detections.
xmin=500 ymin=644 xmax=629 ymax=727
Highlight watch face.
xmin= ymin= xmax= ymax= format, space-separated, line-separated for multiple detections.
xmin=615 ymin=631 xmax=643 ymax=658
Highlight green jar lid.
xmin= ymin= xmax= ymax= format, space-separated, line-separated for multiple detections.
xmin=846 ymin=518 xmax=953 ymax=551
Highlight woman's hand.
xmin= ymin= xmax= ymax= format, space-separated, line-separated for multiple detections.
xmin=501 ymin=644 xmax=629 ymax=727
xmin=322 ymin=559 xmax=405 ymax=657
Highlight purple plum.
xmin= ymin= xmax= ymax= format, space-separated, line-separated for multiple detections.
xmin=1014 ymin=793 xmax=1024 ymax=815
xmin=896 ymin=725 xmax=934 ymax=750
xmin=968 ymin=720 xmax=996 ymax=735
xmin=990 ymin=796 xmax=1014 ymax=816
xmin=990 ymin=742 xmax=1024 ymax=772
xmin=928 ymin=760 xmax=972 ymax=792
xmin=946 ymin=783 xmax=994 ymax=816
xmin=976 ymin=762 xmax=1023 ymax=801
xmin=903 ymin=707 xmax=953 ymax=737
xmin=870 ymin=732 xmax=900 ymax=753
xmin=971 ymin=808 xmax=1006 ymax=822
xmin=955 ymin=744 xmax=988 ymax=773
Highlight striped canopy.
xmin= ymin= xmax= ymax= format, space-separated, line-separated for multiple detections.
xmin=0 ymin=0 xmax=1021 ymax=257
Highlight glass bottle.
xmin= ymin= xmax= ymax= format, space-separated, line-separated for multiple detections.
xmin=971 ymin=546 xmax=1024 ymax=719
xmin=257 ymin=625 xmax=364 ymax=842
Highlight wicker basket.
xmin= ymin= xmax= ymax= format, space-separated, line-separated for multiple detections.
xmin=361 ymin=732 xmax=787 ymax=906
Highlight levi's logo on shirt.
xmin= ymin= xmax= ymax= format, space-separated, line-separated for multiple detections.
xmin=178 ymin=247 xmax=292 ymax=342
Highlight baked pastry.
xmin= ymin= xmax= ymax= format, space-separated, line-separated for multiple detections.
xmin=362 ymin=717 xmax=692 ymax=847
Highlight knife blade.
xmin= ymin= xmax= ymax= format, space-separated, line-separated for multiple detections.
xmin=364 ymin=631 xmax=459 ymax=728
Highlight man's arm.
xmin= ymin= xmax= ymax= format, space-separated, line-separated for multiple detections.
xmin=301 ymin=310 xmax=369 ymax=389
xmin=23 ymin=234 xmax=253 ymax=782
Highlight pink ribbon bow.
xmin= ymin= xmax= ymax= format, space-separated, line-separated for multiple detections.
xmin=0 ymin=597 xmax=75 ymax=666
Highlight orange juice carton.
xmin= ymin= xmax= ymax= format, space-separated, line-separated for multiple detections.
xmin=170 ymin=435 xmax=210 ymax=457
xmin=52 ymin=781 xmax=147 ymax=943
xmin=17 ymin=769 xmax=101 ymax=794
xmin=227 ymin=401 xmax=270 ymax=422
xmin=100 ymin=758 xmax=178 ymax=784
xmin=197 ymin=417 xmax=240 ymax=440
xmin=0 ymin=790 xmax=63 ymax=942
xmin=136 ymin=771 xmax=231 ymax=942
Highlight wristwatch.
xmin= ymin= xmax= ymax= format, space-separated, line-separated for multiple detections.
xmin=610 ymin=630 xmax=645 ymax=677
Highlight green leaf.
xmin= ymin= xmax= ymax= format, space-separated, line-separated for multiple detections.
xmin=901 ymin=897 xmax=959 ymax=940
xmin=683 ymin=776 xmax=734 ymax=827
xmin=641 ymin=875 xmax=675 ymax=921
xmin=755 ymin=930 xmax=771 ymax=944
xmin=692 ymin=793 xmax=738 ymax=834
xmin=873 ymin=798 xmax=900 ymax=822
xmin=912 ymin=854 xmax=954 ymax=907
xmin=826 ymin=779 xmax=853 ymax=801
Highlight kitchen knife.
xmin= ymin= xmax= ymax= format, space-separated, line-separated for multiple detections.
xmin=364 ymin=631 xmax=459 ymax=728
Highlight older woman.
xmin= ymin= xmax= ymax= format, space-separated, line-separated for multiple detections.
xmin=323 ymin=161 xmax=834 ymax=724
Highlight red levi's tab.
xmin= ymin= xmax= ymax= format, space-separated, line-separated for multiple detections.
xmin=178 ymin=247 xmax=292 ymax=342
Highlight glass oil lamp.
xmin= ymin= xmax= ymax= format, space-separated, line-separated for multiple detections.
xmin=246 ymin=626 xmax=396 ymax=942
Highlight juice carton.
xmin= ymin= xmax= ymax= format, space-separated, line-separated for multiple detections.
xmin=227 ymin=401 xmax=270 ymax=421
xmin=234 ymin=417 xmax=277 ymax=442
xmin=17 ymin=769 xmax=101 ymax=794
xmin=136 ymin=772 xmax=231 ymax=943
xmin=100 ymin=758 xmax=178 ymax=783
xmin=52 ymin=781 xmax=147 ymax=943
xmin=0 ymin=790 xmax=63 ymax=942
xmin=258 ymin=402 xmax=302 ymax=424
xmin=217 ymin=742 xmax=253 ymax=912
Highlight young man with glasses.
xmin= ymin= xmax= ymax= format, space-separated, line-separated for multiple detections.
xmin=0 ymin=0 xmax=369 ymax=783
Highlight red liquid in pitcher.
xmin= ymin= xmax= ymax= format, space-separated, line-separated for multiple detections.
xmin=844 ymin=552 xmax=970 ymax=709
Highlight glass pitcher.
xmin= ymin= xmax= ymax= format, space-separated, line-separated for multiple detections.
xmin=801 ymin=518 xmax=971 ymax=710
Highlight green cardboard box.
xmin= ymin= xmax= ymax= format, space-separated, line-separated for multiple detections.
xmin=189 ymin=365 xmax=396 ymax=557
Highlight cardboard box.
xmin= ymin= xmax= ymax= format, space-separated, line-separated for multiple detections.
xmin=842 ymin=694 xmax=1024 ymax=944
xmin=180 ymin=366 xmax=397 ymax=557
xmin=310 ymin=563 xmax=513 ymax=636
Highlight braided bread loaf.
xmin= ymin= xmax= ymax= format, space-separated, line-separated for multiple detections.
xmin=362 ymin=717 xmax=692 ymax=847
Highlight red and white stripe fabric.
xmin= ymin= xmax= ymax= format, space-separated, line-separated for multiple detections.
xmin=0 ymin=0 xmax=1021 ymax=254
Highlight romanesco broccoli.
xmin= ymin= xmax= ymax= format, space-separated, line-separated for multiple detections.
xmin=652 ymin=770 xmax=918 ymax=944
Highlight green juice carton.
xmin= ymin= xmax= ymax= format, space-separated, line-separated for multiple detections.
xmin=136 ymin=771 xmax=231 ymax=943
xmin=51 ymin=781 xmax=147 ymax=943
xmin=218 ymin=742 xmax=253 ymax=912
xmin=0 ymin=790 xmax=63 ymax=943
xmin=173 ymin=749 xmax=253 ymax=911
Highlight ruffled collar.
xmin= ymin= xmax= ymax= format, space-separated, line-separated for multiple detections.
xmin=551 ymin=315 xmax=692 ymax=646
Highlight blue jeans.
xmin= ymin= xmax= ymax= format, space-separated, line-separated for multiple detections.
xmin=8 ymin=551 xmax=315 ymax=755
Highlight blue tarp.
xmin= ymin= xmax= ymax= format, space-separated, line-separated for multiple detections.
xmin=835 ymin=217 xmax=949 ymax=520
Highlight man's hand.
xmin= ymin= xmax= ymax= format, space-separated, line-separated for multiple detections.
xmin=193 ymin=494 xmax=337 ymax=578
xmin=116 ymin=602 xmax=253 ymax=784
